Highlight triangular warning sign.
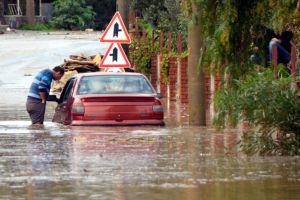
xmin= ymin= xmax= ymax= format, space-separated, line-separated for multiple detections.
xmin=100 ymin=11 xmax=131 ymax=43
xmin=99 ymin=43 xmax=131 ymax=68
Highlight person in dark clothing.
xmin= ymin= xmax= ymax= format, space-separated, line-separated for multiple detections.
xmin=26 ymin=66 xmax=64 ymax=125
xmin=250 ymin=25 xmax=277 ymax=67
xmin=249 ymin=46 xmax=261 ymax=65
xmin=250 ymin=25 xmax=294 ymax=69
xmin=269 ymin=30 xmax=294 ymax=67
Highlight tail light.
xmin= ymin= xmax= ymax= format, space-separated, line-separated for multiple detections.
xmin=152 ymin=99 xmax=163 ymax=113
xmin=72 ymin=102 xmax=85 ymax=116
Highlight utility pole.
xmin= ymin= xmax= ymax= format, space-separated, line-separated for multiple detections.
xmin=187 ymin=2 xmax=206 ymax=126
xmin=116 ymin=0 xmax=131 ymax=56
xmin=26 ymin=0 xmax=35 ymax=25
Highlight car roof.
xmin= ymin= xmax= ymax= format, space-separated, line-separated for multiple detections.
xmin=73 ymin=72 xmax=144 ymax=78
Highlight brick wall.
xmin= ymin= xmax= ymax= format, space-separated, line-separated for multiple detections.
xmin=150 ymin=55 xmax=189 ymax=103
xmin=149 ymin=54 xmax=223 ymax=124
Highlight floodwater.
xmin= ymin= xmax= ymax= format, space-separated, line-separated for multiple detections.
xmin=0 ymin=31 xmax=299 ymax=199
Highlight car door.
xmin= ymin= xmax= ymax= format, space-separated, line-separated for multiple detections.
xmin=52 ymin=78 xmax=76 ymax=124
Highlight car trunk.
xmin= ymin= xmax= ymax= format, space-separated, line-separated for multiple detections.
xmin=79 ymin=96 xmax=160 ymax=121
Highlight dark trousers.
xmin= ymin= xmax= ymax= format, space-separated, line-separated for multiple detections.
xmin=26 ymin=99 xmax=46 ymax=124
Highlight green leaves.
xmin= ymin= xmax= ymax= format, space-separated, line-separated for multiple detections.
xmin=214 ymin=68 xmax=300 ymax=155
xmin=194 ymin=0 xmax=299 ymax=79
xmin=51 ymin=0 xmax=95 ymax=30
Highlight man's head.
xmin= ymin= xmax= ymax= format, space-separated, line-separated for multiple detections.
xmin=52 ymin=66 xmax=65 ymax=81
xmin=281 ymin=30 xmax=294 ymax=42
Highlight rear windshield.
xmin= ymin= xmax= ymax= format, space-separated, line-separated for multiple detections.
xmin=77 ymin=75 xmax=155 ymax=95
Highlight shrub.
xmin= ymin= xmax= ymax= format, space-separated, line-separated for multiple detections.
xmin=51 ymin=0 xmax=95 ymax=30
xmin=20 ymin=22 xmax=55 ymax=31
xmin=214 ymin=68 xmax=300 ymax=155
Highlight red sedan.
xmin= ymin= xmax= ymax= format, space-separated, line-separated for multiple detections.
xmin=51 ymin=72 xmax=164 ymax=126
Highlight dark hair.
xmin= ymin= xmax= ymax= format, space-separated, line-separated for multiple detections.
xmin=281 ymin=30 xmax=293 ymax=42
xmin=52 ymin=66 xmax=65 ymax=75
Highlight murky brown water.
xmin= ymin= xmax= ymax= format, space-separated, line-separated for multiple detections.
xmin=0 ymin=106 xmax=299 ymax=200
xmin=0 ymin=32 xmax=299 ymax=199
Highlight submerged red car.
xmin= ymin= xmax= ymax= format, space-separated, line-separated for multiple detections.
xmin=51 ymin=72 xmax=164 ymax=126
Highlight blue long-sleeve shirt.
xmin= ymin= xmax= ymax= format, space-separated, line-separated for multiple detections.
xmin=27 ymin=68 xmax=53 ymax=101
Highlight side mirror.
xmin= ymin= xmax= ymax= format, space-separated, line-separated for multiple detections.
xmin=156 ymin=93 xmax=163 ymax=99
xmin=47 ymin=94 xmax=59 ymax=102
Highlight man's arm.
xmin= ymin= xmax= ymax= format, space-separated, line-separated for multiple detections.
xmin=271 ymin=37 xmax=281 ymax=43
xmin=39 ymin=92 xmax=46 ymax=103
xmin=38 ymin=76 xmax=51 ymax=103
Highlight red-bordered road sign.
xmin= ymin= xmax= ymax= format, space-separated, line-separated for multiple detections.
xmin=99 ymin=43 xmax=131 ymax=68
xmin=100 ymin=11 xmax=131 ymax=44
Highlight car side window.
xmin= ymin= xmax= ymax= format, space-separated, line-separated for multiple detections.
xmin=59 ymin=78 xmax=75 ymax=103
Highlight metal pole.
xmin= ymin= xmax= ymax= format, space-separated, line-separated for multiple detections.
xmin=17 ymin=0 xmax=20 ymax=15
xmin=40 ymin=0 xmax=42 ymax=16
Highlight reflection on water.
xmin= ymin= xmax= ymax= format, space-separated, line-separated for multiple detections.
xmin=0 ymin=121 xmax=299 ymax=200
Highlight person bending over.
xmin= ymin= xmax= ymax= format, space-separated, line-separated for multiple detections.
xmin=26 ymin=66 xmax=64 ymax=125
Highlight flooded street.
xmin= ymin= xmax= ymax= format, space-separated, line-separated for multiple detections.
xmin=0 ymin=122 xmax=299 ymax=200
xmin=0 ymin=31 xmax=299 ymax=199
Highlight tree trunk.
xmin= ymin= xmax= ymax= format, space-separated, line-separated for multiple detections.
xmin=26 ymin=0 xmax=35 ymax=25
xmin=0 ymin=0 xmax=5 ymax=24
xmin=116 ymin=0 xmax=131 ymax=57
xmin=188 ymin=3 xmax=206 ymax=126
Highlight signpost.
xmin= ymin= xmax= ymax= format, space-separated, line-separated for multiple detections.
xmin=99 ymin=43 xmax=130 ymax=68
xmin=100 ymin=11 xmax=131 ymax=44
xmin=99 ymin=11 xmax=131 ymax=69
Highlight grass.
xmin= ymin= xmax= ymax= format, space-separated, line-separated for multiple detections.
xmin=19 ymin=22 xmax=56 ymax=31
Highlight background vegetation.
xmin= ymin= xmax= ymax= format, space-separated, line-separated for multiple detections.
xmin=181 ymin=0 xmax=299 ymax=77
xmin=49 ymin=0 xmax=115 ymax=30
xmin=131 ymin=0 xmax=188 ymax=49
xmin=129 ymin=0 xmax=188 ymax=78
xmin=51 ymin=0 xmax=95 ymax=30
xmin=213 ymin=68 xmax=300 ymax=155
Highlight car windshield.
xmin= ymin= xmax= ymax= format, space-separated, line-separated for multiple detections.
xmin=77 ymin=75 xmax=155 ymax=95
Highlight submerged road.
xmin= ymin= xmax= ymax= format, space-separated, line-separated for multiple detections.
xmin=0 ymin=31 xmax=299 ymax=200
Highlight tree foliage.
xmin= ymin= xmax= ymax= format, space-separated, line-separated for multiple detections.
xmin=214 ymin=67 xmax=300 ymax=155
xmin=131 ymin=0 xmax=300 ymax=78
xmin=131 ymin=0 xmax=188 ymax=49
xmin=51 ymin=0 xmax=95 ymax=30
xmin=192 ymin=0 xmax=299 ymax=77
